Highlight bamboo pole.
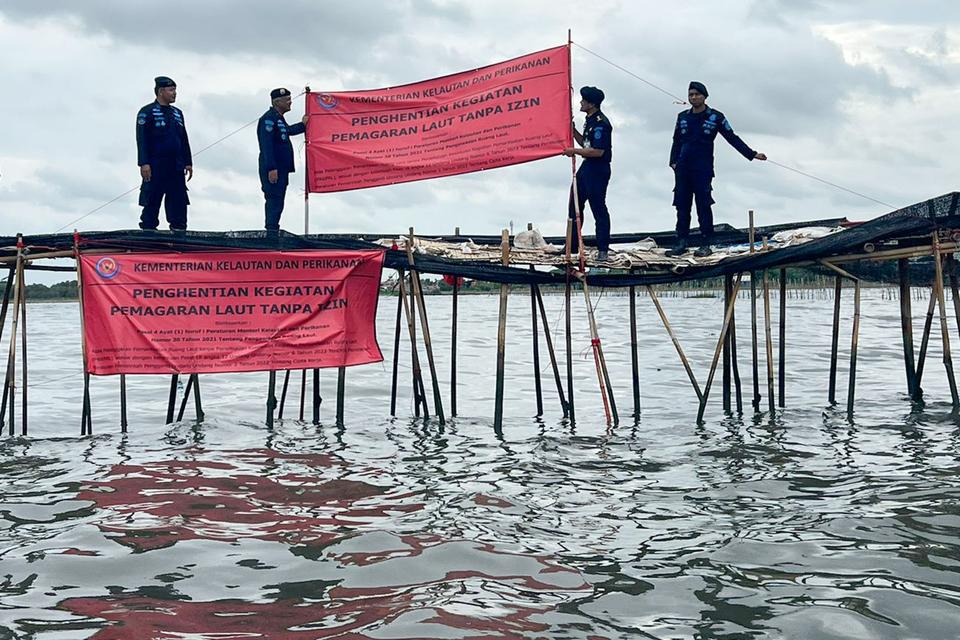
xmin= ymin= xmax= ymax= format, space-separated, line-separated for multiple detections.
xmin=749 ymin=211 xmax=760 ymax=411
xmin=390 ymin=272 xmax=403 ymax=416
xmin=697 ymin=274 xmax=744 ymax=421
xmin=647 ymin=285 xmax=703 ymax=401
xmin=120 ymin=374 xmax=127 ymax=433
xmin=828 ymin=275 xmax=842 ymax=404
xmin=529 ymin=256 xmax=543 ymax=416
xmin=820 ymin=261 xmax=863 ymax=414
xmin=2 ymin=246 xmax=22 ymax=435
xmin=451 ymin=267 xmax=459 ymax=417
xmin=165 ymin=374 xmax=179 ymax=424
xmin=312 ymin=369 xmax=320 ymax=425
xmin=278 ymin=369 xmax=291 ymax=419
xmin=534 ymin=284 xmax=568 ymax=416
xmin=2 ymin=248 xmax=23 ymax=436
xmin=177 ymin=374 xmax=195 ymax=422
xmin=336 ymin=366 xmax=346 ymax=425
xmin=779 ymin=267 xmax=786 ymax=408
xmin=407 ymin=228 xmax=445 ymax=424
xmin=193 ymin=374 xmax=203 ymax=422
xmin=579 ymin=274 xmax=616 ymax=425
xmin=722 ymin=274 xmax=732 ymax=412
xmin=398 ymin=268 xmax=428 ymax=419
xmin=898 ymin=258 xmax=917 ymax=396
xmin=629 ymin=275 xmax=641 ymax=418
xmin=914 ymin=281 xmax=937 ymax=401
xmin=19 ymin=264 xmax=27 ymax=436
xmin=932 ymin=233 xmax=960 ymax=406
xmin=494 ymin=229 xmax=510 ymax=429
xmin=730 ymin=276 xmax=743 ymax=414
xmin=266 ymin=371 xmax=276 ymax=427
xmin=565 ymin=221 xmax=576 ymax=423
xmin=299 ymin=369 xmax=306 ymax=420
xmin=762 ymin=238 xmax=775 ymax=414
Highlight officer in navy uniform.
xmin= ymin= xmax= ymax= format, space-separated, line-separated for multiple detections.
xmin=257 ymin=88 xmax=307 ymax=231
xmin=563 ymin=86 xmax=613 ymax=261
xmin=136 ymin=76 xmax=193 ymax=230
xmin=667 ymin=81 xmax=766 ymax=257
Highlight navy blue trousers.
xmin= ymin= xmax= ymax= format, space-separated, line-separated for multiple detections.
xmin=260 ymin=171 xmax=290 ymax=231
xmin=568 ymin=163 xmax=611 ymax=252
xmin=139 ymin=162 xmax=188 ymax=230
xmin=673 ymin=167 xmax=715 ymax=240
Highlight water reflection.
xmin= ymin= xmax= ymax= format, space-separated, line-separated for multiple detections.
xmin=0 ymin=293 xmax=959 ymax=638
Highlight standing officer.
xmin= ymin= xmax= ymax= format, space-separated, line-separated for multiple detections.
xmin=136 ymin=76 xmax=193 ymax=231
xmin=257 ymin=88 xmax=307 ymax=232
xmin=667 ymin=81 xmax=766 ymax=257
xmin=563 ymin=85 xmax=612 ymax=261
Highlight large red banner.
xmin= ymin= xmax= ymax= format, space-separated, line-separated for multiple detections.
xmin=80 ymin=250 xmax=384 ymax=375
xmin=305 ymin=45 xmax=572 ymax=193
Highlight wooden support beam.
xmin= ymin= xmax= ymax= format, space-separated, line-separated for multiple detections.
xmin=534 ymin=284 xmax=568 ymax=417
xmin=697 ymin=274 xmax=744 ymax=421
xmin=647 ymin=285 xmax=702 ymax=401
xmin=494 ymin=229 xmax=510 ymax=429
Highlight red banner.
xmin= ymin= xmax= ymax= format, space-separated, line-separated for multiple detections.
xmin=305 ymin=45 xmax=572 ymax=193
xmin=80 ymin=250 xmax=384 ymax=375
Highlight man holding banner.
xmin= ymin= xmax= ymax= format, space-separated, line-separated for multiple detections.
xmin=257 ymin=88 xmax=307 ymax=232
xmin=563 ymin=86 xmax=612 ymax=262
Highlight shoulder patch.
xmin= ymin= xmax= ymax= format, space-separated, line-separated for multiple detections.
xmin=137 ymin=115 xmax=146 ymax=125
xmin=594 ymin=127 xmax=603 ymax=140
xmin=264 ymin=120 xmax=274 ymax=132
xmin=723 ymin=118 xmax=733 ymax=130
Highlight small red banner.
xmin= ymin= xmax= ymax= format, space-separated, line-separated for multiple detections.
xmin=305 ymin=45 xmax=572 ymax=193
xmin=80 ymin=250 xmax=384 ymax=375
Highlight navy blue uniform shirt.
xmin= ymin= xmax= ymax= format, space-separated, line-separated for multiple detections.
xmin=136 ymin=101 xmax=192 ymax=169
xmin=669 ymin=107 xmax=754 ymax=173
xmin=581 ymin=110 xmax=612 ymax=167
xmin=257 ymin=107 xmax=306 ymax=174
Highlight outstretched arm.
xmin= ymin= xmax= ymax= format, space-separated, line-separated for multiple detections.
xmin=719 ymin=117 xmax=764 ymax=161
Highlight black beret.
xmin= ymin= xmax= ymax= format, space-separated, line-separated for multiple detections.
xmin=579 ymin=85 xmax=604 ymax=106
xmin=688 ymin=81 xmax=708 ymax=97
xmin=154 ymin=76 xmax=176 ymax=90
xmin=271 ymin=87 xmax=291 ymax=100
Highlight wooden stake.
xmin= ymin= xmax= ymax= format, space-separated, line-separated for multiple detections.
xmin=932 ymin=233 xmax=960 ymax=406
xmin=898 ymin=258 xmax=917 ymax=396
xmin=494 ymin=229 xmax=510 ymax=429
xmin=177 ymin=374 xmax=195 ymax=422
xmin=193 ymin=374 xmax=203 ymax=422
xmin=779 ymin=268 xmax=786 ymax=408
xmin=165 ymin=374 xmax=179 ymax=424
xmin=120 ymin=374 xmax=127 ymax=433
xmin=730 ymin=277 xmax=743 ymax=414
xmin=828 ymin=275 xmax=842 ymax=404
xmin=530 ymin=264 xmax=543 ymax=416
xmin=914 ymin=283 xmax=937 ymax=400
xmin=19 ymin=266 xmax=27 ymax=436
xmin=451 ymin=268 xmax=459 ymax=417
xmin=336 ymin=366 xmax=346 ymax=425
xmin=749 ymin=211 xmax=760 ymax=411
xmin=722 ymin=274 xmax=732 ymax=412
xmin=3 ymin=243 xmax=23 ymax=435
xmin=579 ymin=275 xmax=616 ymax=424
xmin=534 ymin=284 xmax=568 ymax=416
xmin=312 ymin=369 xmax=320 ymax=424
xmin=299 ymin=369 xmax=306 ymax=421
xmin=266 ymin=370 xmax=277 ymax=426
xmin=278 ymin=369 xmax=291 ymax=419
xmin=762 ymin=239 xmax=775 ymax=414
xmin=629 ymin=276 xmax=641 ymax=418
xmin=390 ymin=273 xmax=403 ymax=416
xmin=647 ymin=285 xmax=703 ymax=401
xmin=565 ymin=222 xmax=576 ymax=423
xmin=697 ymin=274 xmax=743 ymax=421
xmin=407 ymin=228 xmax=445 ymax=424
xmin=398 ymin=268 xmax=428 ymax=419
xmin=820 ymin=261 xmax=862 ymax=414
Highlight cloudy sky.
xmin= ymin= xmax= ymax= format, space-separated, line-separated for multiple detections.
xmin=1 ymin=0 xmax=957 ymax=242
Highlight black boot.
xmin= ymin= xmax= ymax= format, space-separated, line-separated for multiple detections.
xmin=694 ymin=244 xmax=713 ymax=257
xmin=665 ymin=238 xmax=687 ymax=257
